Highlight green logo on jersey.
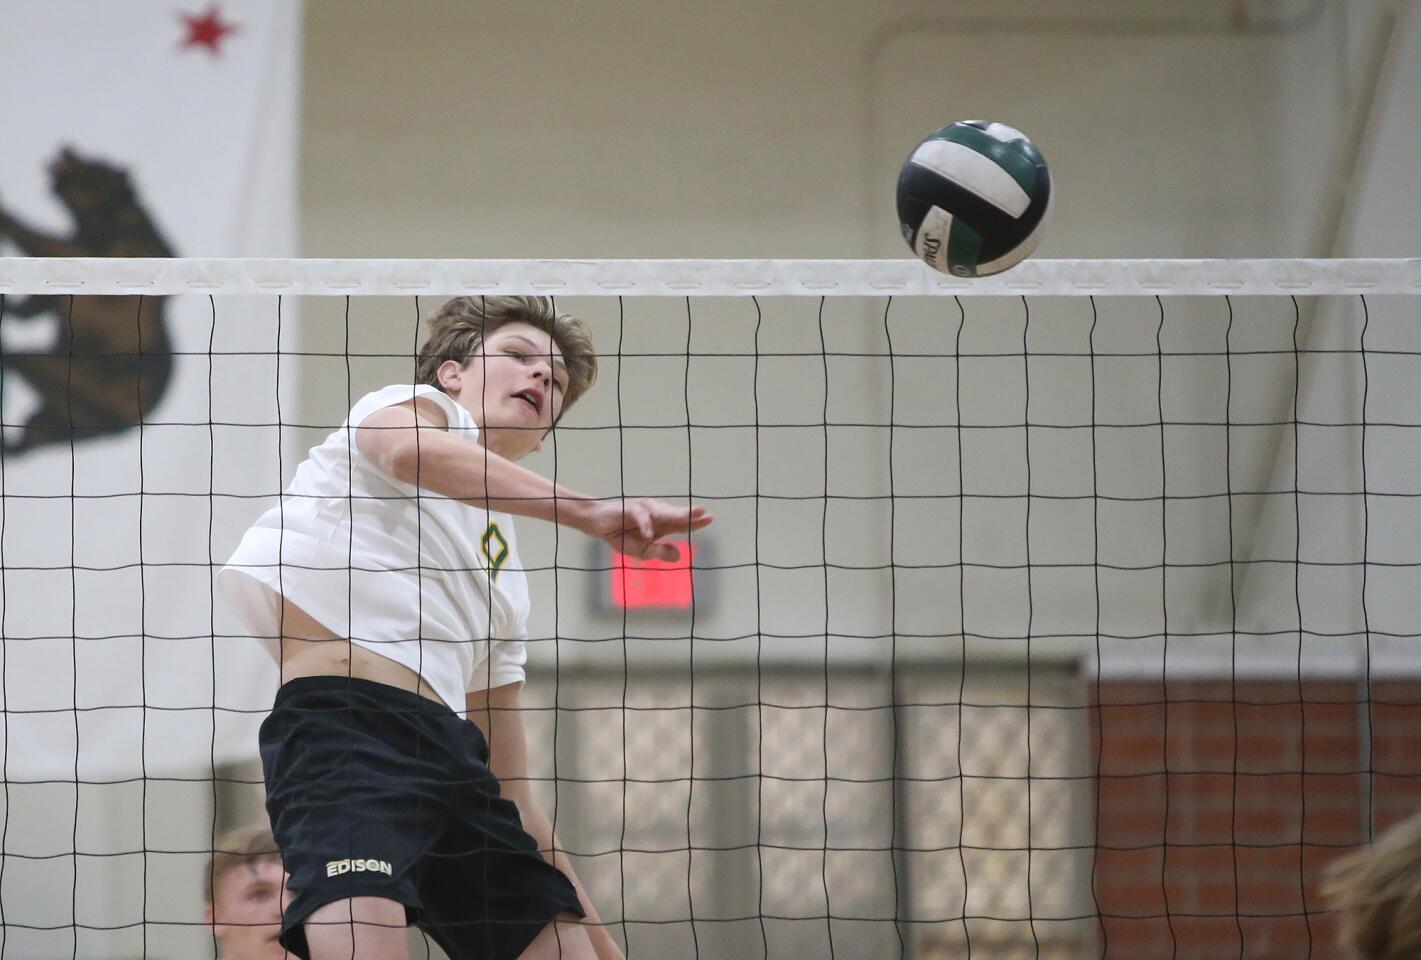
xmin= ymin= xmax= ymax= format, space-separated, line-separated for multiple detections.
xmin=481 ymin=522 xmax=509 ymax=581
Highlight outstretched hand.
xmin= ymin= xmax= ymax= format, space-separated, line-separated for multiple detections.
xmin=580 ymin=498 xmax=713 ymax=562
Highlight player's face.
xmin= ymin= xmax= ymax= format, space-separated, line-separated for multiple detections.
xmin=209 ymin=857 xmax=287 ymax=960
xmin=455 ymin=322 xmax=569 ymax=461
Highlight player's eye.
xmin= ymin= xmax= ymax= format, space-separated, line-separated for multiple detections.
xmin=504 ymin=349 xmax=526 ymax=361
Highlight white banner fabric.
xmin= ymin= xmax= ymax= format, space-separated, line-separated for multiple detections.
xmin=0 ymin=0 xmax=300 ymax=780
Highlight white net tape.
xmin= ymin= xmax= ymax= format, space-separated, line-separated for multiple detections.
xmin=2 ymin=257 xmax=1420 ymax=296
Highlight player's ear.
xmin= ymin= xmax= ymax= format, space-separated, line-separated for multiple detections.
xmin=437 ymin=359 xmax=464 ymax=393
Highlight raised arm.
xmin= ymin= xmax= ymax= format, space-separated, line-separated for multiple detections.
xmin=355 ymin=397 xmax=711 ymax=559
xmin=467 ymin=682 xmax=625 ymax=960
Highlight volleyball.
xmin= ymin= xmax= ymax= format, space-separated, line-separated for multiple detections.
xmin=896 ymin=120 xmax=1052 ymax=278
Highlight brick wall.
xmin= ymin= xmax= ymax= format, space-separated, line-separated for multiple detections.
xmin=1091 ymin=677 xmax=1421 ymax=960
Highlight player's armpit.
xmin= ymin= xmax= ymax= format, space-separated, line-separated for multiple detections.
xmin=353 ymin=397 xmax=451 ymax=480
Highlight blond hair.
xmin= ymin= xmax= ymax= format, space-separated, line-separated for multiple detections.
xmin=415 ymin=296 xmax=598 ymax=415
xmin=204 ymin=823 xmax=280 ymax=906
xmin=1324 ymin=812 xmax=1421 ymax=959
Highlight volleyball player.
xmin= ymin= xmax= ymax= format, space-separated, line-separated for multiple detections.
xmin=1324 ymin=810 xmax=1421 ymax=960
xmin=203 ymin=823 xmax=286 ymax=960
xmin=219 ymin=296 xmax=711 ymax=960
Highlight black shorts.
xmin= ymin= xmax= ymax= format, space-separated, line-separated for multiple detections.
xmin=259 ymin=676 xmax=584 ymax=960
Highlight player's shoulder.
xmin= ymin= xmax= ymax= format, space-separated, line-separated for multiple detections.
xmin=351 ymin=383 xmax=464 ymax=429
xmin=352 ymin=382 xmax=438 ymax=411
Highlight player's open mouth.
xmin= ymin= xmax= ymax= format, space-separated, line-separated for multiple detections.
xmin=512 ymin=390 xmax=542 ymax=415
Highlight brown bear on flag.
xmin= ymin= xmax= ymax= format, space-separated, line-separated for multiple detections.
xmin=0 ymin=147 xmax=175 ymax=454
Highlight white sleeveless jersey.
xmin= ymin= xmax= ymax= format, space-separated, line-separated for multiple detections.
xmin=218 ymin=383 xmax=529 ymax=710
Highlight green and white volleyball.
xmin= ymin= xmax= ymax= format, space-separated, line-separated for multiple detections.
xmin=896 ymin=121 xmax=1052 ymax=278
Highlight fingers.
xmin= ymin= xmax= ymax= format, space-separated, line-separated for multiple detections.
xmin=608 ymin=500 xmax=714 ymax=561
xmin=684 ymin=504 xmax=713 ymax=530
xmin=631 ymin=502 xmax=654 ymax=541
xmin=635 ymin=499 xmax=714 ymax=534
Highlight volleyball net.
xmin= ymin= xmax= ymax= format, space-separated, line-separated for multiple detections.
xmin=1 ymin=257 xmax=1419 ymax=959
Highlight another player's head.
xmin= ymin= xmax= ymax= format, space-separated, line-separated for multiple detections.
xmin=416 ymin=295 xmax=598 ymax=461
xmin=203 ymin=823 xmax=286 ymax=960
xmin=1323 ymin=810 xmax=1421 ymax=960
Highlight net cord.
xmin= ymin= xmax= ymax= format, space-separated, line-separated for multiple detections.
xmin=1 ymin=259 xmax=1419 ymax=297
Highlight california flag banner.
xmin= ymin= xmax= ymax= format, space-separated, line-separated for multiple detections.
xmin=0 ymin=0 xmax=300 ymax=796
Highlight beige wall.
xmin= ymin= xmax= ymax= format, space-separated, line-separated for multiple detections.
xmin=300 ymin=0 xmax=1355 ymax=261
xmin=295 ymin=0 xmax=1391 ymax=673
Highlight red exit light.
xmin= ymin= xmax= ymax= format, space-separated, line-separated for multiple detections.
xmin=610 ymin=540 xmax=698 ymax=610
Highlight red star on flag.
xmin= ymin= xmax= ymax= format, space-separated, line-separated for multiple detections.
xmin=180 ymin=4 xmax=238 ymax=56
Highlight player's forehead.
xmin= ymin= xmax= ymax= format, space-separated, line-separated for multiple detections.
xmin=486 ymin=322 xmax=564 ymax=362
